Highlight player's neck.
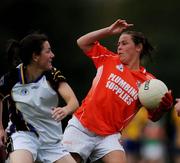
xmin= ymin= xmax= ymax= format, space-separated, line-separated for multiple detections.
xmin=25 ymin=64 xmax=43 ymax=82
xmin=126 ymin=59 xmax=140 ymax=70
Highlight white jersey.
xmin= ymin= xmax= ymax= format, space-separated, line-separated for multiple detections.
xmin=11 ymin=75 xmax=62 ymax=142
xmin=0 ymin=64 xmax=66 ymax=143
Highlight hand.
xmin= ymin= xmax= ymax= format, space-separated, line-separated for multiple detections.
xmin=147 ymin=90 xmax=173 ymax=121
xmin=51 ymin=107 xmax=69 ymax=122
xmin=158 ymin=90 xmax=173 ymax=112
xmin=175 ymin=98 xmax=180 ymax=116
xmin=108 ymin=19 xmax=133 ymax=35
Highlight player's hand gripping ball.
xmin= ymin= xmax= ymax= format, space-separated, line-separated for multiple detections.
xmin=138 ymin=79 xmax=168 ymax=110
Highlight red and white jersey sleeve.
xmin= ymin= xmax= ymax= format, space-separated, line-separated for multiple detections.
xmin=84 ymin=41 xmax=116 ymax=69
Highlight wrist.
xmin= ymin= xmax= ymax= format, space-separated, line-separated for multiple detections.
xmin=104 ymin=27 xmax=114 ymax=36
xmin=62 ymin=106 xmax=71 ymax=115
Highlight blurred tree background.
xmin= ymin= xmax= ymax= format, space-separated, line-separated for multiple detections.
xmin=0 ymin=0 xmax=180 ymax=102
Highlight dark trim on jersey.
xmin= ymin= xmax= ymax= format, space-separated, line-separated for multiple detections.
xmin=8 ymin=100 xmax=39 ymax=136
xmin=18 ymin=64 xmax=44 ymax=84
xmin=18 ymin=64 xmax=66 ymax=86
xmin=45 ymin=67 xmax=66 ymax=91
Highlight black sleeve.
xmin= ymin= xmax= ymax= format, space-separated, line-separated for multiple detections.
xmin=0 ymin=68 xmax=19 ymax=100
xmin=45 ymin=67 xmax=66 ymax=90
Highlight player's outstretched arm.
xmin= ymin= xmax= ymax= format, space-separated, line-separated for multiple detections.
xmin=147 ymin=90 xmax=173 ymax=121
xmin=77 ymin=19 xmax=133 ymax=52
xmin=51 ymin=82 xmax=79 ymax=122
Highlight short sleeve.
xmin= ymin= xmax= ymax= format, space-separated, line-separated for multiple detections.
xmin=45 ymin=67 xmax=66 ymax=90
xmin=85 ymin=41 xmax=116 ymax=68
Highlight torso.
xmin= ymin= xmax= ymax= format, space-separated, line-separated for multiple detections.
xmin=75 ymin=42 xmax=154 ymax=135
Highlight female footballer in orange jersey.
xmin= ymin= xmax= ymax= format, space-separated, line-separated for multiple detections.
xmin=62 ymin=19 xmax=173 ymax=163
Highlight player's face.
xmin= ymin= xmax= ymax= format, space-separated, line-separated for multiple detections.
xmin=117 ymin=34 xmax=141 ymax=65
xmin=36 ymin=41 xmax=55 ymax=71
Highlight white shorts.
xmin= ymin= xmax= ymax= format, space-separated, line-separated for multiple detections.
xmin=62 ymin=116 xmax=124 ymax=163
xmin=10 ymin=131 xmax=70 ymax=163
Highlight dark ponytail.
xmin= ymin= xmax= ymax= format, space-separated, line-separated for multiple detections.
xmin=6 ymin=39 xmax=21 ymax=68
xmin=6 ymin=32 xmax=48 ymax=67
xmin=19 ymin=33 xmax=48 ymax=66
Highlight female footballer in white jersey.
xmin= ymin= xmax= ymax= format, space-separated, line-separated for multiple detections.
xmin=0 ymin=33 xmax=79 ymax=163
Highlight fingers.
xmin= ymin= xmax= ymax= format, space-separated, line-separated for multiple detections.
xmin=162 ymin=90 xmax=173 ymax=104
xmin=113 ymin=19 xmax=133 ymax=29
xmin=159 ymin=90 xmax=173 ymax=111
xmin=161 ymin=96 xmax=172 ymax=107
xmin=51 ymin=107 xmax=67 ymax=122
xmin=165 ymin=90 xmax=173 ymax=101
xmin=109 ymin=19 xmax=134 ymax=35
xmin=117 ymin=19 xmax=134 ymax=27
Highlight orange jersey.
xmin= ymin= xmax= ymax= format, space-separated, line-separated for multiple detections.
xmin=75 ymin=42 xmax=155 ymax=136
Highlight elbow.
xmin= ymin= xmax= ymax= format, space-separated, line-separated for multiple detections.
xmin=73 ymin=98 xmax=79 ymax=111
xmin=77 ymin=38 xmax=80 ymax=46
xmin=77 ymin=37 xmax=84 ymax=48
xmin=77 ymin=36 xmax=92 ymax=52
xmin=75 ymin=99 xmax=79 ymax=109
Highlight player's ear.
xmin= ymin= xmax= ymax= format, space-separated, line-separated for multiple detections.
xmin=136 ymin=43 xmax=143 ymax=53
xmin=32 ymin=53 xmax=39 ymax=62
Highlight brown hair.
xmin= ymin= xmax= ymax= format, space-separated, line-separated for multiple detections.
xmin=122 ymin=31 xmax=154 ymax=59
xmin=6 ymin=32 xmax=48 ymax=66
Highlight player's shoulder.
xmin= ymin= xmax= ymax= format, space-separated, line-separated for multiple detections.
xmin=139 ymin=66 xmax=156 ymax=80
xmin=44 ymin=67 xmax=66 ymax=82
xmin=44 ymin=67 xmax=66 ymax=90
xmin=87 ymin=41 xmax=116 ymax=56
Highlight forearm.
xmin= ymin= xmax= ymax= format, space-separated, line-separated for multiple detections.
xmin=64 ymin=98 xmax=79 ymax=115
xmin=77 ymin=27 xmax=111 ymax=52
xmin=77 ymin=19 xmax=133 ymax=52
xmin=58 ymin=82 xmax=79 ymax=115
